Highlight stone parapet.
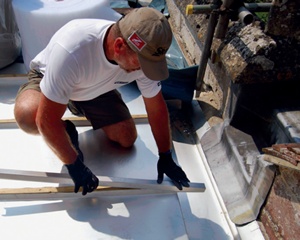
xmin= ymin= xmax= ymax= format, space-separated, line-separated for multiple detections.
xmin=167 ymin=0 xmax=299 ymax=85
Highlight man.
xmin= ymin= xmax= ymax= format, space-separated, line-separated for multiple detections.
xmin=14 ymin=7 xmax=190 ymax=195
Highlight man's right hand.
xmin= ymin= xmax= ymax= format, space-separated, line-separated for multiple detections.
xmin=65 ymin=155 xmax=99 ymax=195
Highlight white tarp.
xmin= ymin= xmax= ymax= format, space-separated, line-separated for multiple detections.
xmin=0 ymin=0 xmax=21 ymax=69
xmin=12 ymin=0 xmax=121 ymax=71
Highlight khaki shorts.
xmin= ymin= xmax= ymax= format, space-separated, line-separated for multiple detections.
xmin=16 ymin=69 xmax=132 ymax=130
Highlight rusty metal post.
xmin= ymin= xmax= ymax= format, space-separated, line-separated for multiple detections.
xmin=195 ymin=9 xmax=219 ymax=91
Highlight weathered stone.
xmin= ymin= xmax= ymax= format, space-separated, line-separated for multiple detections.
xmin=266 ymin=0 xmax=300 ymax=41
xmin=169 ymin=0 xmax=299 ymax=85
xmin=219 ymin=21 xmax=276 ymax=83
xmin=260 ymin=167 xmax=300 ymax=240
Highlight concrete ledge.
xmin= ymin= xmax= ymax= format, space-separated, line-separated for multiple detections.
xmin=166 ymin=0 xmax=202 ymax=65
xmin=273 ymin=109 xmax=300 ymax=143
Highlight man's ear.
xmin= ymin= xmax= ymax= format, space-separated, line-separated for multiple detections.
xmin=114 ymin=37 xmax=126 ymax=54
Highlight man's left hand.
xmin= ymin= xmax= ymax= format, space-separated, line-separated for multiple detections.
xmin=157 ymin=151 xmax=190 ymax=190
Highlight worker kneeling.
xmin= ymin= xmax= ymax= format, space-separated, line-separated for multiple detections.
xmin=14 ymin=8 xmax=190 ymax=195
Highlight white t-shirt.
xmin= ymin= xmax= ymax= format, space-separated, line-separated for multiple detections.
xmin=30 ymin=19 xmax=161 ymax=104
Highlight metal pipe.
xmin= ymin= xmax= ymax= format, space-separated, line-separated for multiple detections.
xmin=186 ymin=3 xmax=272 ymax=15
xmin=195 ymin=10 xmax=219 ymax=90
xmin=214 ymin=0 xmax=232 ymax=40
xmin=238 ymin=6 xmax=254 ymax=25
xmin=245 ymin=3 xmax=273 ymax=12
xmin=186 ymin=4 xmax=218 ymax=15
xmin=215 ymin=12 xmax=230 ymax=39
xmin=221 ymin=0 xmax=235 ymax=9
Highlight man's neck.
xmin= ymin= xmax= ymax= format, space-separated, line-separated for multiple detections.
xmin=103 ymin=24 xmax=117 ymax=64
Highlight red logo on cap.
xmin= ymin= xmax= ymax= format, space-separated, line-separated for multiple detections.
xmin=128 ymin=32 xmax=146 ymax=51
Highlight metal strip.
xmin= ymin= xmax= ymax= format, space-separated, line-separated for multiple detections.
xmin=0 ymin=168 xmax=206 ymax=193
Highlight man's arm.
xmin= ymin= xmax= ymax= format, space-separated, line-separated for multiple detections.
xmin=143 ymin=90 xmax=190 ymax=189
xmin=35 ymin=93 xmax=77 ymax=164
xmin=35 ymin=93 xmax=99 ymax=195
xmin=143 ymin=90 xmax=171 ymax=153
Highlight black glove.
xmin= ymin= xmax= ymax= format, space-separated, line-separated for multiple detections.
xmin=65 ymin=120 xmax=84 ymax=161
xmin=65 ymin=155 xmax=99 ymax=195
xmin=157 ymin=151 xmax=190 ymax=190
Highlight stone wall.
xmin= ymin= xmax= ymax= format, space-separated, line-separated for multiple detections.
xmin=166 ymin=0 xmax=300 ymax=123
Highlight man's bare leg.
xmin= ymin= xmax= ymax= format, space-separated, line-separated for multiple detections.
xmin=14 ymin=89 xmax=41 ymax=135
xmin=102 ymin=118 xmax=137 ymax=148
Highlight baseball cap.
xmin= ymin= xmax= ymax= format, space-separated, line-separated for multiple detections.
xmin=117 ymin=7 xmax=172 ymax=81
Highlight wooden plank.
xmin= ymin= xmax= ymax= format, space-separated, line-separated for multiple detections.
xmin=0 ymin=115 xmax=148 ymax=123
xmin=262 ymin=154 xmax=300 ymax=171
xmin=0 ymin=168 xmax=206 ymax=193
xmin=0 ymin=185 xmax=121 ymax=194
xmin=262 ymin=147 xmax=298 ymax=166
xmin=0 ymin=186 xmax=170 ymax=201
xmin=0 ymin=73 xmax=27 ymax=78
xmin=0 ymin=114 xmax=148 ymax=128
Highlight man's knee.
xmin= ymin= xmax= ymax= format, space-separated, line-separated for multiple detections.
xmin=14 ymin=103 xmax=39 ymax=134
xmin=14 ymin=90 xmax=40 ymax=135
xmin=118 ymin=129 xmax=137 ymax=148
xmin=109 ymin=127 xmax=137 ymax=148
xmin=103 ymin=119 xmax=137 ymax=148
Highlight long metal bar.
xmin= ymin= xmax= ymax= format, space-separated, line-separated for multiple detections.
xmin=244 ymin=2 xmax=273 ymax=12
xmin=0 ymin=168 xmax=206 ymax=193
xmin=212 ymin=0 xmax=235 ymax=40
xmin=186 ymin=3 xmax=272 ymax=15
xmin=215 ymin=8 xmax=230 ymax=39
